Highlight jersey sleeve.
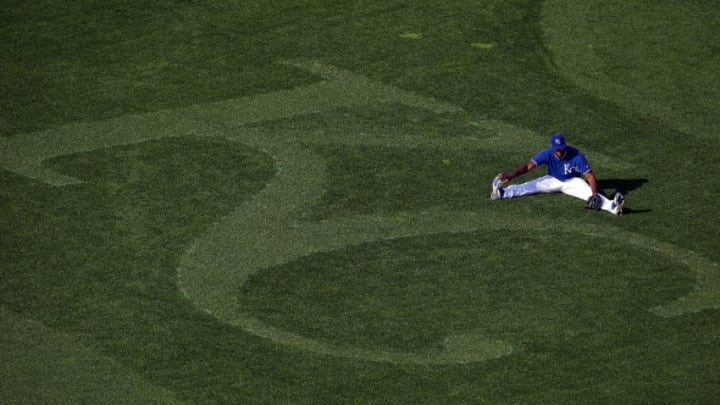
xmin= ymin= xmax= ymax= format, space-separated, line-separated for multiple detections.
xmin=576 ymin=152 xmax=592 ymax=174
xmin=531 ymin=149 xmax=550 ymax=166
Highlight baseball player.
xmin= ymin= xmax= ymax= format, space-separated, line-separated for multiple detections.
xmin=491 ymin=133 xmax=624 ymax=215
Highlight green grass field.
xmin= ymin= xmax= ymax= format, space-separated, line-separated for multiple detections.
xmin=2 ymin=0 xmax=719 ymax=403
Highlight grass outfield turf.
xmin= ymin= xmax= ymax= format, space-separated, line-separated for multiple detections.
xmin=2 ymin=0 xmax=719 ymax=403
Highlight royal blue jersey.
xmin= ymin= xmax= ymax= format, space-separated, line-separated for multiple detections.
xmin=531 ymin=146 xmax=591 ymax=180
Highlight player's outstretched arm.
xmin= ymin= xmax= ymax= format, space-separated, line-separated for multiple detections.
xmin=498 ymin=161 xmax=536 ymax=183
xmin=583 ymin=171 xmax=600 ymax=195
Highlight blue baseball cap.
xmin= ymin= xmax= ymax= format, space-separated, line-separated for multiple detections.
xmin=550 ymin=133 xmax=567 ymax=151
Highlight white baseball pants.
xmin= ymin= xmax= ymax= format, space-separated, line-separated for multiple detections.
xmin=501 ymin=175 xmax=616 ymax=212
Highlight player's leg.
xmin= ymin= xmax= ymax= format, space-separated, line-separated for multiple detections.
xmin=501 ymin=175 xmax=564 ymax=199
xmin=559 ymin=177 xmax=594 ymax=201
xmin=560 ymin=178 xmax=619 ymax=213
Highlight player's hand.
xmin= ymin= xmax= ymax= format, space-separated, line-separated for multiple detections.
xmin=585 ymin=193 xmax=603 ymax=210
xmin=496 ymin=173 xmax=511 ymax=183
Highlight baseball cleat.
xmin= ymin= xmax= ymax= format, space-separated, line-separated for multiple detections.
xmin=611 ymin=192 xmax=624 ymax=215
xmin=491 ymin=176 xmax=504 ymax=200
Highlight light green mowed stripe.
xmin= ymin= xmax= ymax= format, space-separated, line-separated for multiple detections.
xmin=0 ymin=308 xmax=184 ymax=404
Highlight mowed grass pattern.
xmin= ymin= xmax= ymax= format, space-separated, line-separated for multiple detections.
xmin=2 ymin=0 xmax=719 ymax=403
xmin=239 ymin=230 xmax=693 ymax=353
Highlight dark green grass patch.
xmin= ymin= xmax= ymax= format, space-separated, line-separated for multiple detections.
xmin=0 ymin=135 xmax=275 ymax=332
xmin=311 ymin=144 xmax=493 ymax=216
xmin=239 ymin=229 xmax=693 ymax=353
xmin=0 ymin=136 xmax=283 ymax=402
xmin=250 ymin=104 xmax=530 ymax=218
xmin=543 ymin=0 xmax=720 ymax=137
xmin=0 ymin=0 xmax=319 ymax=136
xmin=0 ymin=308 xmax=181 ymax=404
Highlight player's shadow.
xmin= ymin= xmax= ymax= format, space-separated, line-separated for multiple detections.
xmin=598 ymin=178 xmax=650 ymax=215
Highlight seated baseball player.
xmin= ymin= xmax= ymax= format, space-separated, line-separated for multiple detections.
xmin=491 ymin=133 xmax=624 ymax=215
